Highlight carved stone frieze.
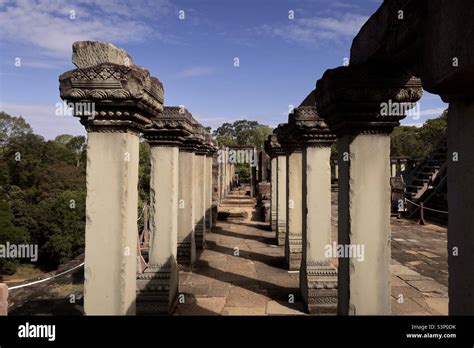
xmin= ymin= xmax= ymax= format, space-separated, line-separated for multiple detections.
xmin=136 ymin=263 xmax=177 ymax=315
xmin=301 ymin=259 xmax=338 ymax=314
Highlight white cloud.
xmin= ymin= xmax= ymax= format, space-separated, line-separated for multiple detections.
xmin=258 ymin=12 xmax=368 ymax=46
xmin=0 ymin=0 xmax=175 ymax=59
xmin=0 ymin=102 xmax=85 ymax=139
xmin=177 ymin=66 xmax=217 ymax=78
xmin=402 ymin=122 xmax=423 ymax=128
xmin=419 ymin=107 xmax=446 ymax=117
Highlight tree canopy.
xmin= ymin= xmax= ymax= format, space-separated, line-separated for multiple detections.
xmin=391 ymin=110 xmax=447 ymax=159
xmin=213 ymin=120 xmax=272 ymax=149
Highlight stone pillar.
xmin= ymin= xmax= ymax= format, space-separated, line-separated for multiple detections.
xmin=285 ymin=149 xmax=303 ymax=271
xmin=276 ymin=123 xmax=303 ymax=270
xmin=266 ymin=134 xmax=286 ymax=245
xmin=282 ymin=106 xmax=338 ymax=314
xmin=85 ymin=132 xmax=140 ymax=315
xmin=137 ymin=106 xmax=194 ymax=314
xmin=301 ymin=145 xmax=337 ymax=313
xmin=59 ymin=41 xmax=164 ymax=315
xmin=447 ymin=101 xmax=474 ymax=314
xmin=223 ymin=148 xmax=228 ymax=195
xmin=0 ymin=283 xmax=8 ymax=316
xmin=205 ymin=154 xmax=213 ymax=231
xmin=195 ymin=153 xmax=207 ymax=249
xmin=142 ymin=145 xmax=179 ymax=312
xmin=316 ymin=65 xmax=422 ymax=315
xmin=212 ymin=149 xmax=219 ymax=225
xmin=276 ymin=154 xmax=287 ymax=246
xmin=177 ymin=149 xmax=195 ymax=269
xmin=270 ymin=157 xmax=277 ymax=231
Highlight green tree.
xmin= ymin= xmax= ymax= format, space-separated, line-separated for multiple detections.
xmin=418 ymin=110 xmax=447 ymax=149
xmin=391 ymin=110 xmax=447 ymax=160
xmin=0 ymin=200 xmax=29 ymax=275
xmin=213 ymin=120 xmax=272 ymax=148
xmin=55 ymin=135 xmax=87 ymax=168
xmin=138 ymin=139 xmax=151 ymax=207
xmin=0 ymin=111 xmax=32 ymax=147
xmin=34 ymin=191 xmax=86 ymax=266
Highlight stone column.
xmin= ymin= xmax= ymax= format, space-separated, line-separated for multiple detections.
xmin=264 ymin=135 xmax=279 ymax=233
xmin=177 ymin=148 xmax=195 ymax=269
xmin=276 ymin=154 xmax=287 ymax=246
xmin=59 ymin=42 xmax=163 ymax=315
xmin=270 ymin=157 xmax=277 ymax=231
xmin=0 ymin=283 xmax=7 ymax=316
xmin=85 ymin=131 xmax=140 ymax=315
xmin=289 ymin=106 xmax=338 ymax=314
xmin=285 ymin=149 xmax=303 ymax=271
xmin=212 ymin=148 xmax=219 ymax=225
xmin=277 ymin=124 xmax=303 ymax=270
xmin=205 ymin=153 xmax=213 ymax=231
xmin=195 ymin=153 xmax=207 ymax=248
xmin=223 ymin=148 xmax=228 ymax=195
xmin=316 ymin=65 xmax=422 ymax=315
xmin=194 ymin=128 xmax=208 ymax=249
xmin=137 ymin=106 xmax=194 ymax=314
xmin=447 ymin=101 xmax=474 ymax=315
xmin=144 ymin=145 xmax=179 ymax=311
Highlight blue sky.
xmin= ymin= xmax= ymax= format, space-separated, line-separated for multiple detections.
xmin=0 ymin=0 xmax=447 ymax=139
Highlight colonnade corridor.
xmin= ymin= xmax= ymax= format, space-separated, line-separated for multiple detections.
xmin=176 ymin=185 xmax=304 ymax=315
xmin=173 ymin=185 xmax=448 ymax=316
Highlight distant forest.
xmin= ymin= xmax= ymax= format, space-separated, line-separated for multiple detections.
xmin=0 ymin=111 xmax=150 ymax=276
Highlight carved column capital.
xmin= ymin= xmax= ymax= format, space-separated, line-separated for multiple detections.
xmin=59 ymin=62 xmax=164 ymax=133
xmin=193 ymin=123 xmax=209 ymax=155
xmin=275 ymin=123 xmax=302 ymax=154
xmin=144 ymin=106 xmax=194 ymax=147
xmin=316 ymin=64 xmax=423 ymax=136
xmin=264 ymin=133 xmax=285 ymax=158
xmin=289 ymin=105 xmax=336 ymax=148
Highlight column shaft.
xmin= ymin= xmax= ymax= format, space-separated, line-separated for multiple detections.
xmin=285 ymin=151 xmax=303 ymax=271
xmin=177 ymin=151 xmax=195 ymax=268
xmin=276 ymin=155 xmax=287 ymax=246
xmin=137 ymin=146 xmax=179 ymax=314
xmin=448 ymin=102 xmax=474 ymax=314
xmin=212 ymin=153 xmax=219 ymax=226
xmin=337 ymin=134 xmax=391 ymax=315
xmin=300 ymin=146 xmax=337 ymax=314
xmin=270 ymin=157 xmax=277 ymax=231
xmin=205 ymin=156 xmax=213 ymax=231
xmin=194 ymin=154 xmax=207 ymax=249
xmin=84 ymin=132 xmax=139 ymax=315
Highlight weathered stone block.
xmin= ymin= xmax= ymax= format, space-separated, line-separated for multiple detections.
xmin=72 ymin=41 xmax=133 ymax=69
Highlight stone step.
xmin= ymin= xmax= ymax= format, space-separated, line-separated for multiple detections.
xmin=217 ymin=209 xmax=249 ymax=221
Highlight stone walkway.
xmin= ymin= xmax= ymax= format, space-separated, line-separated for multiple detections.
xmin=176 ymin=190 xmax=448 ymax=316
xmin=176 ymin=202 xmax=304 ymax=315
